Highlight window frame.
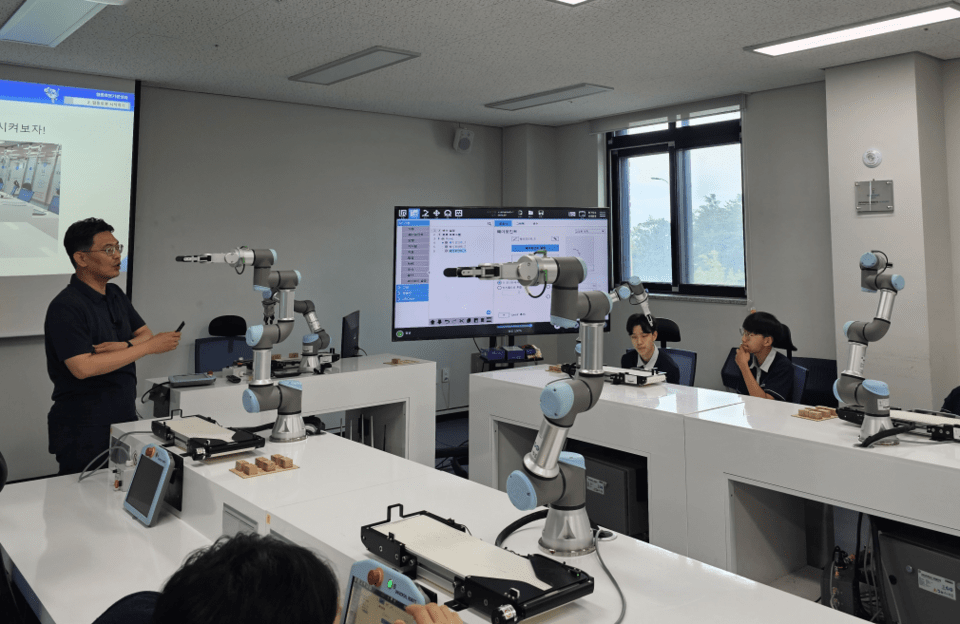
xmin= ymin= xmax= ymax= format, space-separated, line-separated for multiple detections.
xmin=607 ymin=118 xmax=746 ymax=299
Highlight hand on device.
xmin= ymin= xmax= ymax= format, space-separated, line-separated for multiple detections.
xmin=149 ymin=331 xmax=181 ymax=354
xmin=398 ymin=603 xmax=463 ymax=624
xmin=93 ymin=341 xmax=128 ymax=353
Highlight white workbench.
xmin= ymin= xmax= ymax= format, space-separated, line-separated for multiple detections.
xmin=147 ymin=354 xmax=436 ymax=467
xmin=0 ymin=475 xmax=208 ymax=624
xmin=0 ymin=420 xmax=860 ymax=624
xmin=470 ymin=367 xmax=960 ymax=594
xmin=469 ymin=366 xmax=748 ymax=556
xmin=684 ymin=395 xmax=960 ymax=583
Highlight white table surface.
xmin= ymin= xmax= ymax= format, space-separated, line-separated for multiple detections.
xmin=148 ymin=353 xmax=436 ymax=466
xmin=269 ymin=450 xmax=858 ymax=624
xmin=684 ymin=395 xmax=960 ymax=571
xmin=469 ymin=367 xmax=749 ymax=557
xmin=0 ymin=475 xmax=209 ymax=624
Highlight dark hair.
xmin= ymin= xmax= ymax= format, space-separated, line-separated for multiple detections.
xmin=151 ymin=533 xmax=339 ymax=624
xmin=742 ymin=311 xmax=782 ymax=340
xmin=63 ymin=217 xmax=113 ymax=268
xmin=626 ymin=313 xmax=658 ymax=335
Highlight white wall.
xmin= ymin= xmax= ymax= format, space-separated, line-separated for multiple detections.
xmin=825 ymin=54 xmax=956 ymax=410
xmin=1 ymin=86 xmax=502 ymax=481
xmin=549 ymin=82 xmax=836 ymax=388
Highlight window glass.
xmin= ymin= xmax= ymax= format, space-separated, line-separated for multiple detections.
xmin=679 ymin=111 xmax=741 ymax=127
xmin=618 ymin=122 xmax=669 ymax=136
xmin=684 ymin=143 xmax=745 ymax=286
xmin=622 ymin=152 xmax=671 ymax=283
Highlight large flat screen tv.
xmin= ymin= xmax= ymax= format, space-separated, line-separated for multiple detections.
xmin=392 ymin=206 xmax=611 ymax=342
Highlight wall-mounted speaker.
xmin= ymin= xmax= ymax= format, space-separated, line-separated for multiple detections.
xmin=454 ymin=128 xmax=474 ymax=153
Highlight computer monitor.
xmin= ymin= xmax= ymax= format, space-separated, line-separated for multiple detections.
xmin=341 ymin=310 xmax=360 ymax=358
xmin=392 ymin=206 xmax=611 ymax=342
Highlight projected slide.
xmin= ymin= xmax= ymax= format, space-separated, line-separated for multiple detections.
xmin=0 ymin=78 xmax=134 ymax=271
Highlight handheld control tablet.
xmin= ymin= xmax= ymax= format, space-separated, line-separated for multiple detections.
xmin=123 ymin=444 xmax=173 ymax=527
xmin=342 ymin=559 xmax=426 ymax=624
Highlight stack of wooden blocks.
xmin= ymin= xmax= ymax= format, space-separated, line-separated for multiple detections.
xmin=794 ymin=406 xmax=839 ymax=421
xmin=231 ymin=454 xmax=297 ymax=478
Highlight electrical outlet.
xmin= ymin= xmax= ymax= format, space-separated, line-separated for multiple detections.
xmin=441 ymin=367 xmax=450 ymax=383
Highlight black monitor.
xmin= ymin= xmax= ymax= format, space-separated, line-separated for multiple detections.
xmin=392 ymin=206 xmax=611 ymax=342
xmin=341 ymin=310 xmax=360 ymax=358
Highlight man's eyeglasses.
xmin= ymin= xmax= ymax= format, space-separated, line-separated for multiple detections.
xmin=86 ymin=244 xmax=124 ymax=256
xmin=739 ymin=328 xmax=759 ymax=339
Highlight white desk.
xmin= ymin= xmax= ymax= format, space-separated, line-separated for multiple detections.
xmin=684 ymin=396 xmax=960 ymax=584
xmin=148 ymin=354 xmax=436 ymax=467
xmin=471 ymin=367 xmax=960 ymax=595
xmin=469 ymin=366 xmax=747 ymax=556
xmin=2 ymin=423 xmax=860 ymax=624
xmin=0 ymin=475 xmax=209 ymax=624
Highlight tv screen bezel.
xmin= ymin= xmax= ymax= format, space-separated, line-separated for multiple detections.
xmin=391 ymin=206 xmax=613 ymax=342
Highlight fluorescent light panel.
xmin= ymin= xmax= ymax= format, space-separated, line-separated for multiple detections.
xmin=543 ymin=0 xmax=599 ymax=6
xmin=748 ymin=2 xmax=960 ymax=56
xmin=289 ymin=47 xmax=420 ymax=86
xmin=486 ymin=83 xmax=613 ymax=111
xmin=0 ymin=0 xmax=107 ymax=47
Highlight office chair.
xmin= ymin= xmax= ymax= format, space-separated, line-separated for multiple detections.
xmin=17 ymin=189 xmax=33 ymax=203
xmin=772 ymin=323 xmax=798 ymax=361
xmin=792 ymin=357 xmax=839 ymax=407
xmin=48 ymin=195 xmax=59 ymax=214
xmin=655 ymin=318 xmax=697 ymax=386
xmin=791 ymin=363 xmax=809 ymax=405
xmin=194 ymin=315 xmax=252 ymax=373
xmin=0 ymin=448 xmax=6 ymax=494
xmin=668 ymin=350 xmax=698 ymax=386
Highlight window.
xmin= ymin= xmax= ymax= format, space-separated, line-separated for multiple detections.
xmin=608 ymin=113 xmax=745 ymax=298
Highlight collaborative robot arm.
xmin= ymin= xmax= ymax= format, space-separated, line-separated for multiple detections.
xmin=176 ymin=248 xmax=308 ymax=442
xmin=447 ymin=254 xmax=652 ymax=555
xmin=834 ymin=251 xmax=906 ymax=445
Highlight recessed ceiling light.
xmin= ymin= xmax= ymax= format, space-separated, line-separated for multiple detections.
xmin=747 ymin=2 xmax=960 ymax=56
xmin=289 ymin=47 xmax=420 ymax=86
xmin=0 ymin=0 xmax=111 ymax=47
xmin=486 ymin=83 xmax=613 ymax=111
xmin=543 ymin=0 xmax=599 ymax=6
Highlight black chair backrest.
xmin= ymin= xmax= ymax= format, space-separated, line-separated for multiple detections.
xmin=656 ymin=318 xmax=681 ymax=348
xmin=208 ymin=315 xmax=246 ymax=337
xmin=792 ymin=357 xmax=839 ymax=407
xmin=773 ymin=322 xmax=798 ymax=360
xmin=0 ymin=449 xmax=6 ymax=494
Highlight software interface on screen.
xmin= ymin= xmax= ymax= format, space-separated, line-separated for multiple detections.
xmin=343 ymin=579 xmax=415 ymax=624
xmin=0 ymin=77 xmax=135 ymax=275
xmin=393 ymin=207 xmax=610 ymax=341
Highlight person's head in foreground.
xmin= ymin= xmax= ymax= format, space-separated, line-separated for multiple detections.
xmin=152 ymin=533 xmax=462 ymax=624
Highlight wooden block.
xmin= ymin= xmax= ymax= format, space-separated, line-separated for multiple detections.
xmin=272 ymin=354 xmax=281 ymax=360
xmin=235 ymin=460 xmax=248 ymax=471
xmin=255 ymin=456 xmax=274 ymax=470
xmin=391 ymin=358 xmax=401 ymax=364
xmin=289 ymin=353 xmax=298 ymax=359
xmin=798 ymin=409 xmax=811 ymax=418
xmin=272 ymin=454 xmax=293 ymax=469
xmin=242 ymin=463 xmax=260 ymax=476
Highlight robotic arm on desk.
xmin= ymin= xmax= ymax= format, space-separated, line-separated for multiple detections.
xmin=177 ymin=247 xmax=335 ymax=442
xmin=834 ymin=251 xmax=906 ymax=446
xmin=447 ymin=252 xmax=652 ymax=555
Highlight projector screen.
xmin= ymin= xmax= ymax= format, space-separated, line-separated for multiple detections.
xmin=0 ymin=65 xmax=138 ymax=337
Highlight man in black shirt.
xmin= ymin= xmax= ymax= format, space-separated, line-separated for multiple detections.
xmin=728 ymin=311 xmax=794 ymax=402
xmin=620 ymin=313 xmax=681 ymax=384
xmin=44 ymin=218 xmax=181 ymax=475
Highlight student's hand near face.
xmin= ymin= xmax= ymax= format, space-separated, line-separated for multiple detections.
xmin=398 ymin=603 xmax=464 ymax=624
xmin=735 ymin=344 xmax=751 ymax=369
